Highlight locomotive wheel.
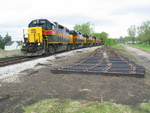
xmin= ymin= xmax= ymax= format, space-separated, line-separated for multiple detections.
xmin=67 ymin=45 xmax=71 ymax=51
xmin=49 ymin=46 xmax=55 ymax=54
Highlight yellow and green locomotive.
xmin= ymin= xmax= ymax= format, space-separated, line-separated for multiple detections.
xmin=21 ymin=19 xmax=103 ymax=56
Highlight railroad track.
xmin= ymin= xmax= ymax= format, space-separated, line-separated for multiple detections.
xmin=51 ymin=48 xmax=145 ymax=78
xmin=0 ymin=56 xmax=37 ymax=67
xmin=0 ymin=47 xmax=97 ymax=68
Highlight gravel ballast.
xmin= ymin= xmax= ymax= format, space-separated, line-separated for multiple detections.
xmin=0 ymin=47 xmax=99 ymax=79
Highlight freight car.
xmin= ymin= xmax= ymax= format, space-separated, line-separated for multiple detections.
xmin=21 ymin=19 xmax=103 ymax=56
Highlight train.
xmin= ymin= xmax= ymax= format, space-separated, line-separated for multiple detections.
xmin=21 ymin=19 xmax=104 ymax=56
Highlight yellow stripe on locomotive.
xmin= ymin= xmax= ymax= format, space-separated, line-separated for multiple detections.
xmin=84 ymin=37 xmax=87 ymax=44
xmin=69 ymin=35 xmax=74 ymax=43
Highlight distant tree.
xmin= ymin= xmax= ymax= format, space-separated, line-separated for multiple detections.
xmin=92 ymin=33 xmax=101 ymax=38
xmin=0 ymin=35 xmax=4 ymax=49
xmin=124 ymin=36 xmax=131 ymax=41
xmin=127 ymin=25 xmax=136 ymax=44
xmin=74 ymin=22 xmax=94 ymax=34
xmin=137 ymin=20 xmax=150 ymax=44
xmin=118 ymin=36 xmax=126 ymax=43
xmin=0 ymin=33 xmax=12 ymax=49
xmin=104 ymin=38 xmax=116 ymax=47
xmin=99 ymin=32 xmax=109 ymax=40
xmin=93 ymin=32 xmax=109 ymax=40
xmin=0 ymin=35 xmax=2 ymax=40
xmin=3 ymin=33 xmax=11 ymax=44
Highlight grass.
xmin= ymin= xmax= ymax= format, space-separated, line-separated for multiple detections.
xmin=140 ymin=101 xmax=150 ymax=112
xmin=23 ymin=99 xmax=150 ymax=113
xmin=108 ymin=44 xmax=137 ymax=63
xmin=0 ymin=49 xmax=23 ymax=58
xmin=0 ymin=49 xmax=3 ymax=52
xmin=125 ymin=44 xmax=150 ymax=52
xmin=111 ymin=44 xmax=125 ymax=50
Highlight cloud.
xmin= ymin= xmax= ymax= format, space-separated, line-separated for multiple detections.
xmin=0 ymin=27 xmax=23 ymax=41
xmin=112 ymin=6 xmax=150 ymax=16
xmin=50 ymin=15 xmax=113 ymax=26
xmin=0 ymin=0 xmax=150 ymax=39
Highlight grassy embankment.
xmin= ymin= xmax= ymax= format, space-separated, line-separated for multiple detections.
xmin=125 ymin=44 xmax=150 ymax=52
xmin=0 ymin=49 xmax=23 ymax=58
xmin=110 ymin=44 xmax=125 ymax=49
xmin=23 ymin=99 xmax=150 ymax=113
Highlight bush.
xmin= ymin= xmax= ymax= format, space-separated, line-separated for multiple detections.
xmin=104 ymin=38 xmax=117 ymax=47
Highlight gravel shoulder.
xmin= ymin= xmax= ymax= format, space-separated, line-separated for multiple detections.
xmin=0 ymin=46 xmax=150 ymax=113
xmin=123 ymin=45 xmax=150 ymax=71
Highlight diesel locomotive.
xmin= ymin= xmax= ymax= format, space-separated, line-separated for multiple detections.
xmin=21 ymin=19 xmax=104 ymax=56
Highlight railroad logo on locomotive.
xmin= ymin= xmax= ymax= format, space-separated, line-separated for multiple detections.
xmin=31 ymin=29 xmax=36 ymax=33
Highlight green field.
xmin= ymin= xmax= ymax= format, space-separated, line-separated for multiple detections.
xmin=0 ymin=49 xmax=23 ymax=58
xmin=108 ymin=43 xmax=150 ymax=52
xmin=23 ymin=99 xmax=150 ymax=113
xmin=110 ymin=44 xmax=125 ymax=49
xmin=125 ymin=44 xmax=150 ymax=52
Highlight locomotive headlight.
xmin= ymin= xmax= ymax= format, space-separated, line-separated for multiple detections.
xmin=38 ymin=43 xmax=40 ymax=46
xmin=23 ymin=44 xmax=26 ymax=46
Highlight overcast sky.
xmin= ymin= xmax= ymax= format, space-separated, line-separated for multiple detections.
xmin=0 ymin=0 xmax=150 ymax=40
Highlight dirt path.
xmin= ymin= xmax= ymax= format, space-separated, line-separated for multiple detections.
xmin=123 ymin=45 xmax=150 ymax=70
xmin=0 ymin=47 xmax=150 ymax=113
xmin=124 ymin=45 xmax=150 ymax=57
xmin=123 ymin=45 xmax=150 ymax=58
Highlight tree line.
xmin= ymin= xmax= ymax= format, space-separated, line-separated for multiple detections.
xmin=0 ymin=33 xmax=12 ymax=49
xmin=74 ymin=22 xmax=116 ymax=47
xmin=73 ymin=22 xmax=109 ymax=40
xmin=119 ymin=20 xmax=150 ymax=44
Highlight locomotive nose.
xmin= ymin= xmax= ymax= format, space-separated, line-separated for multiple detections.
xmin=28 ymin=27 xmax=43 ymax=43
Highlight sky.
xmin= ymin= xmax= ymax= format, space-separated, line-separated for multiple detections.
xmin=0 ymin=0 xmax=150 ymax=41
